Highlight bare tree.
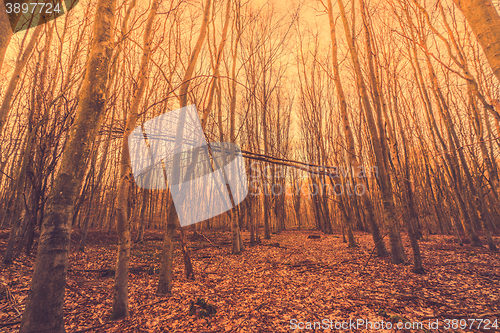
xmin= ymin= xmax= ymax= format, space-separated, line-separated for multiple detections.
xmin=157 ymin=0 xmax=212 ymax=295
xmin=110 ymin=0 xmax=159 ymax=320
xmin=19 ymin=0 xmax=118 ymax=330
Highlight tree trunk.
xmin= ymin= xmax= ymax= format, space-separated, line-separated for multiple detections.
xmin=178 ymin=225 xmax=195 ymax=279
xmin=110 ymin=0 xmax=158 ymax=320
xmin=157 ymin=203 xmax=177 ymax=295
xmin=19 ymin=0 xmax=117 ymax=331
xmin=0 ymin=2 xmax=12 ymax=71
xmin=179 ymin=0 xmax=212 ymax=107
xmin=452 ymin=0 xmax=500 ymax=82
xmin=135 ymin=189 xmax=149 ymax=244
xmin=157 ymin=0 xmax=211 ymax=295
xmin=327 ymin=0 xmax=391 ymax=252
xmin=338 ymin=0 xmax=405 ymax=263
xmin=0 ymin=24 xmax=42 ymax=134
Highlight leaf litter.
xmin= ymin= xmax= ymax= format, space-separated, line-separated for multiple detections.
xmin=1 ymin=229 xmax=499 ymax=332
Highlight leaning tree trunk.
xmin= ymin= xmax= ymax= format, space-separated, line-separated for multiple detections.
xmin=0 ymin=2 xmax=12 ymax=71
xmin=19 ymin=0 xmax=117 ymax=331
xmin=326 ymin=0 xmax=389 ymax=253
xmin=393 ymin=93 xmax=425 ymax=273
xmin=453 ymin=0 xmax=500 ymax=82
xmin=359 ymin=0 xmax=407 ymax=263
xmin=338 ymin=0 xmax=406 ymax=264
xmin=0 ymin=23 xmax=43 ymax=135
xmin=0 ymin=0 xmax=30 ymax=71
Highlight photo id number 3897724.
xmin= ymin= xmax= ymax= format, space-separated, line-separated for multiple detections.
xmin=5 ymin=2 xmax=62 ymax=15
xmin=440 ymin=318 xmax=498 ymax=330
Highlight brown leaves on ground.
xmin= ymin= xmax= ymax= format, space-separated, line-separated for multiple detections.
xmin=1 ymin=229 xmax=499 ymax=332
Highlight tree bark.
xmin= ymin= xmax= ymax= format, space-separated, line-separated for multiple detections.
xmin=19 ymin=0 xmax=117 ymax=331
xmin=452 ymin=0 xmax=500 ymax=82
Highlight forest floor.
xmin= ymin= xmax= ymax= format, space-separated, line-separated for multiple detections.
xmin=1 ymin=229 xmax=500 ymax=332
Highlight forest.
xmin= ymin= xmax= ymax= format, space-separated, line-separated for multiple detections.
xmin=1 ymin=0 xmax=500 ymax=331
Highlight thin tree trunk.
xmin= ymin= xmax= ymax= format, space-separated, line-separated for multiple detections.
xmin=157 ymin=0 xmax=211 ymax=294
xmin=3 ymin=121 xmax=41 ymax=264
xmin=110 ymin=0 xmax=158 ymax=320
xmin=0 ymin=24 xmax=43 ymax=134
xmin=338 ymin=0 xmax=405 ymax=263
xmin=157 ymin=203 xmax=176 ymax=295
xmin=178 ymin=225 xmax=195 ymax=279
xmin=326 ymin=0 xmax=390 ymax=252
xmin=179 ymin=0 xmax=212 ymax=107
xmin=135 ymin=189 xmax=149 ymax=244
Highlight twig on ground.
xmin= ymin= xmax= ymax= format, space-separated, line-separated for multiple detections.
xmin=0 ymin=320 xmax=21 ymax=327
